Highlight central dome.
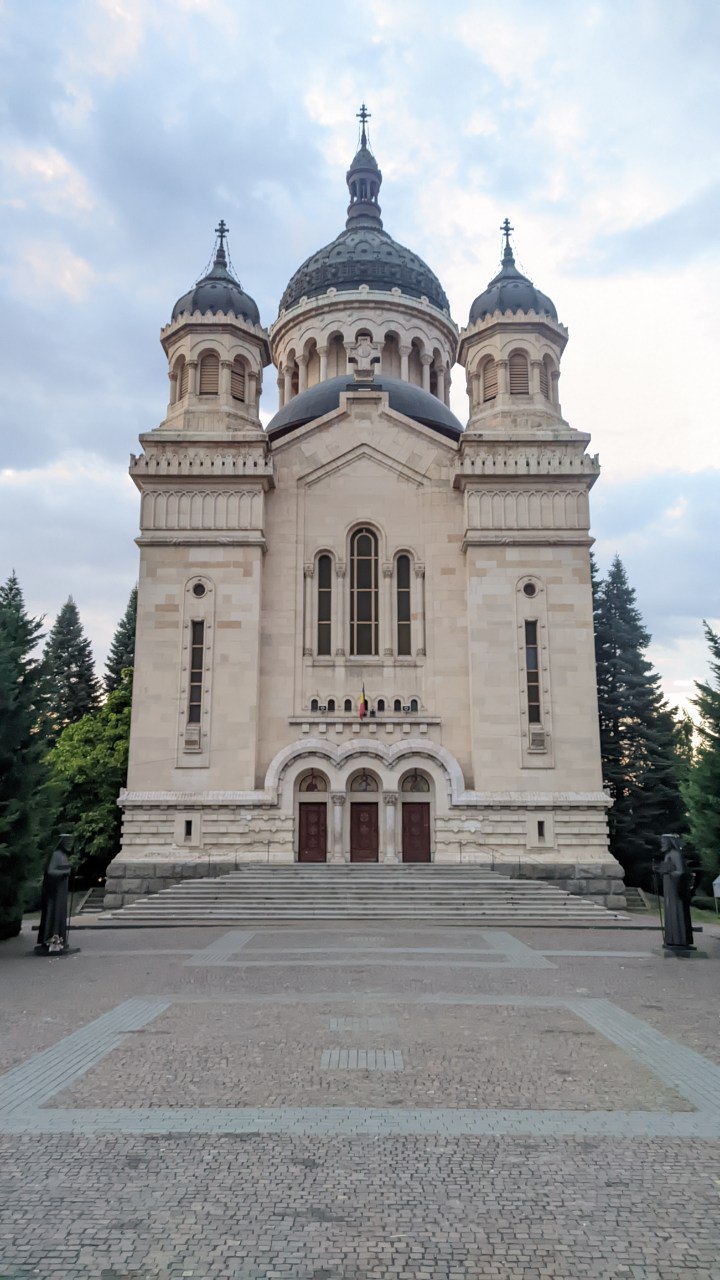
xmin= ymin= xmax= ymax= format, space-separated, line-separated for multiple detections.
xmin=279 ymin=117 xmax=449 ymax=315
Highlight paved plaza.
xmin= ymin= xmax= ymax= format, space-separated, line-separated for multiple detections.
xmin=1 ymin=919 xmax=719 ymax=1279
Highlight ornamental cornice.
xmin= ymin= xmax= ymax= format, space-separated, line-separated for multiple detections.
xmin=269 ymin=285 xmax=458 ymax=349
xmin=160 ymin=309 xmax=271 ymax=360
xmin=457 ymin=309 xmax=569 ymax=361
xmin=130 ymin=446 xmax=275 ymax=490
xmin=453 ymin=443 xmax=600 ymax=488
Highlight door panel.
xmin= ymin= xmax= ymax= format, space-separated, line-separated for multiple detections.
xmin=402 ymin=802 xmax=431 ymax=862
xmin=298 ymin=803 xmax=327 ymax=862
xmin=350 ymin=802 xmax=379 ymax=862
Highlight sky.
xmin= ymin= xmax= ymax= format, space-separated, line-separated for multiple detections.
xmin=1 ymin=0 xmax=718 ymax=712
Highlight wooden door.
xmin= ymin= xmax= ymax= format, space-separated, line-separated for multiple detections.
xmin=298 ymin=803 xmax=327 ymax=862
xmin=402 ymin=802 xmax=431 ymax=862
xmin=350 ymin=802 xmax=379 ymax=862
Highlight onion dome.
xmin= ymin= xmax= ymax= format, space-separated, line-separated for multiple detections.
xmin=469 ymin=221 xmax=557 ymax=324
xmin=279 ymin=106 xmax=449 ymax=314
xmin=172 ymin=221 xmax=261 ymax=324
xmin=267 ymin=374 xmax=462 ymax=443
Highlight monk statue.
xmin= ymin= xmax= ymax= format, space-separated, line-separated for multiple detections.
xmin=654 ymin=833 xmax=694 ymax=950
xmin=36 ymin=834 xmax=74 ymax=954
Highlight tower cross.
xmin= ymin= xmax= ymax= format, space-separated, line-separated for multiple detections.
xmin=356 ymin=102 xmax=371 ymax=147
xmin=215 ymin=219 xmax=229 ymax=250
xmin=501 ymin=217 xmax=513 ymax=249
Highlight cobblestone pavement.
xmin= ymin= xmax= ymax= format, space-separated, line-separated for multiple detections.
xmin=1 ymin=919 xmax=719 ymax=1279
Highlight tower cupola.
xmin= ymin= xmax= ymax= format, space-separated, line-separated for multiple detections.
xmin=458 ymin=220 xmax=568 ymax=432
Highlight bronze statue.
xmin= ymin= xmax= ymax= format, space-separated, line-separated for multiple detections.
xmin=654 ymin=833 xmax=694 ymax=950
xmin=36 ymin=834 xmax=73 ymax=954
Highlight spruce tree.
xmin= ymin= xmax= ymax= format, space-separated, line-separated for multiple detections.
xmin=683 ymin=623 xmax=720 ymax=887
xmin=43 ymin=597 xmax=100 ymax=740
xmin=0 ymin=573 xmax=48 ymax=938
xmin=105 ymin=585 xmax=137 ymax=692
xmin=593 ymin=555 xmax=685 ymax=885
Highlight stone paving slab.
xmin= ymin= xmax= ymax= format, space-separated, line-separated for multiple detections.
xmin=1 ymin=920 xmax=719 ymax=1278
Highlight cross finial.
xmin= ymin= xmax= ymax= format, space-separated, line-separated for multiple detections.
xmin=215 ymin=219 xmax=228 ymax=249
xmin=501 ymin=217 xmax=513 ymax=249
xmin=356 ymin=102 xmax=371 ymax=148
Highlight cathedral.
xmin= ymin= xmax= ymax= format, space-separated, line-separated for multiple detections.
xmin=106 ymin=110 xmax=625 ymax=911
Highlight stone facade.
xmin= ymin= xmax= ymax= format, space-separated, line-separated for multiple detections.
xmin=108 ymin=124 xmax=623 ymax=909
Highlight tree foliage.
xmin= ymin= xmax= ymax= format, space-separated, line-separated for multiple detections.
xmin=50 ymin=670 xmax=132 ymax=884
xmin=593 ymin=555 xmax=685 ymax=885
xmin=105 ymin=585 xmax=137 ymax=693
xmin=43 ymin=597 xmax=101 ymax=741
xmin=0 ymin=573 xmax=49 ymax=938
xmin=683 ymin=623 xmax=720 ymax=887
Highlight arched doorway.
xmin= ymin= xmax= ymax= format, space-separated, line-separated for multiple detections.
xmin=296 ymin=769 xmax=329 ymax=862
xmin=400 ymin=769 xmax=432 ymax=862
xmin=348 ymin=769 xmax=380 ymax=862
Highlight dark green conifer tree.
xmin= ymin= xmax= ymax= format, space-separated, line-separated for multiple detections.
xmin=105 ymin=585 xmax=137 ymax=692
xmin=0 ymin=573 xmax=48 ymax=938
xmin=593 ymin=555 xmax=685 ymax=884
xmin=43 ymin=597 xmax=100 ymax=740
xmin=683 ymin=623 xmax=720 ymax=886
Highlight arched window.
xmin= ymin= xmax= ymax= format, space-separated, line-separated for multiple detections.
xmin=327 ymin=335 xmax=345 ymax=378
xmin=393 ymin=698 xmax=402 ymax=713
xmin=376 ymin=698 xmax=385 ymax=712
xmin=350 ymin=771 xmax=378 ymax=792
xmin=350 ymin=527 xmax=379 ymax=656
xmin=344 ymin=698 xmax=353 ymax=713
xmin=483 ymin=358 xmax=498 ymax=402
xmin=327 ymin=698 xmax=335 ymax=712
xmin=540 ymin=355 xmax=554 ymax=402
xmin=408 ymin=341 xmax=423 ymax=387
xmin=429 ymin=368 xmax=438 ymax=396
xmin=317 ymin=554 xmax=332 ymax=656
xmin=409 ymin=698 xmax=419 ymax=712
xmin=231 ymin=358 xmax=246 ymax=402
xmin=382 ymin=333 xmax=400 ymax=378
xmin=509 ymin=352 xmax=529 ymax=395
xmin=198 ymin=353 xmax=220 ymax=396
xmin=299 ymin=770 xmax=327 ymax=792
xmin=401 ymin=770 xmax=430 ymax=792
xmin=175 ymin=357 xmax=188 ymax=401
xmin=396 ymin=554 xmax=411 ymax=656
xmin=310 ymin=698 xmax=319 ymax=712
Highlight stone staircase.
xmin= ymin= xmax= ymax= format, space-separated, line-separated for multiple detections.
xmin=105 ymin=864 xmax=634 ymax=928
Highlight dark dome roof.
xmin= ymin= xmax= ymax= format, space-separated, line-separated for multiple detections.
xmin=279 ymin=226 xmax=450 ymax=314
xmin=172 ymin=244 xmax=260 ymax=325
xmin=267 ymin=375 xmax=462 ymax=442
xmin=279 ymin=125 xmax=450 ymax=315
xmin=469 ymin=245 xmax=557 ymax=324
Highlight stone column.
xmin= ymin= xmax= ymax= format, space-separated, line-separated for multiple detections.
xmin=331 ymin=793 xmax=346 ymax=862
xmin=220 ymin=359 xmax=233 ymax=400
xmin=318 ymin=345 xmax=328 ymax=382
xmin=421 ymin=353 xmax=432 ymax=392
xmin=436 ymin=366 xmax=445 ymax=402
xmin=277 ymin=374 xmax=285 ymax=409
xmin=471 ymin=371 xmax=481 ymax=411
xmin=382 ymin=561 xmax=394 ymax=656
xmin=335 ymin=562 xmax=346 ymax=656
xmin=303 ymin=563 xmax=314 ymax=656
xmin=188 ymin=360 xmax=198 ymax=396
xmin=383 ymin=793 xmax=399 ymax=863
xmin=168 ymin=369 xmax=178 ymax=408
xmin=284 ymin=365 xmax=293 ymax=403
xmin=530 ymin=359 xmax=543 ymax=402
xmin=497 ymin=359 xmax=509 ymax=396
xmin=444 ymin=367 xmax=451 ymax=406
xmin=247 ymin=371 xmax=258 ymax=407
xmin=399 ymin=344 xmax=411 ymax=382
xmin=551 ymin=369 xmax=561 ymax=411
xmin=298 ymin=354 xmax=308 ymax=394
xmin=415 ymin=562 xmax=426 ymax=656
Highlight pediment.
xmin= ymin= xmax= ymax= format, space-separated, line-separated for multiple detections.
xmin=301 ymin=442 xmax=427 ymax=490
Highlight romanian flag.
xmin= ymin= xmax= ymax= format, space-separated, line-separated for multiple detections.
xmin=359 ymin=684 xmax=368 ymax=719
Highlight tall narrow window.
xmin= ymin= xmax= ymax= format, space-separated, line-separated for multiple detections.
xmin=199 ymin=353 xmax=219 ymax=395
xmin=317 ymin=554 xmax=332 ymax=656
xmin=509 ymin=352 xmax=529 ymax=395
xmin=524 ymin=620 xmax=541 ymax=723
xmin=231 ymin=359 xmax=246 ymax=401
xmin=483 ymin=358 xmax=497 ymax=402
xmin=176 ymin=358 xmax=188 ymax=400
xmin=396 ymin=554 xmax=411 ymax=655
xmin=539 ymin=359 xmax=549 ymax=400
xmin=350 ymin=527 xmax=378 ymax=656
xmin=188 ymin=621 xmax=205 ymax=723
